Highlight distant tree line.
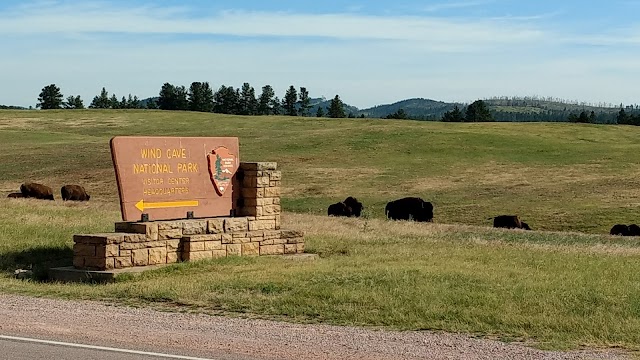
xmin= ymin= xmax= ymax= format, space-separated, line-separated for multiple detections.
xmin=486 ymin=95 xmax=621 ymax=109
xmin=36 ymin=84 xmax=146 ymax=110
xmin=89 ymin=87 xmax=144 ymax=109
xmin=0 ymin=105 xmax=27 ymax=110
xmin=32 ymin=84 xmax=640 ymax=126
xmin=615 ymin=108 xmax=640 ymax=126
xmin=156 ymin=81 xmax=349 ymax=118
xmin=441 ymin=100 xmax=494 ymax=122
xmin=34 ymin=82 xmax=350 ymax=118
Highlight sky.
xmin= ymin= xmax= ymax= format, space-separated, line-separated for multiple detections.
xmin=1 ymin=0 xmax=639 ymax=109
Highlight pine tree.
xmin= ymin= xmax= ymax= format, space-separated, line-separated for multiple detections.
xmin=239 ymin=82 xmax=258 ymax=115
xmin=316 ymin=107 xmax=325 ymax=117
xmin=215 ymin=155 xmax=223 ymax=179
xmin=175 ymin=85 xmax=189 ymax=110
xmin=158 ymin=83 xmax=188 ymax=110
xmin=90 ymin=87 xmax=110 ymax=109
xmin=120 ymin=96 xmax=128 ymax=109
xmin=130 ymin=95 xmax=141 ymax=109
xmin=283 ymin=85 xmax=298 ymax=116
xmin=617 ymin=108 xmax=629 ymax=124
xmin=109 ymin=94 xmax=120 ymax=109
xmin=257 ymin=85 xmax=275 ymax=115
xmin=64 ymin=95 xmax=84 ymax=109
xmin=327 ymin=95 xmax=346 ymax=118
xmin=270 ymin=96 xmax=282 ymax=115
xmin=188 ymin=82 xmax=214 ymax=112
xmin=442 ymin=105 xmax=465 ymax=122
xmin=37 ymin=84 xmax=64 ymax=109
xmin=465 ymin=100 xmax=493 ymax=122
xmin=146 ymin=98 xmax=158 ymax=109
xmin=213 ymin=85 xmax=240 ymax=114
xmin=298 ymin=87 xmax=311 ymax=116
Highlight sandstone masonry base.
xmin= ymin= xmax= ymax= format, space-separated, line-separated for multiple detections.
xmin=72 ymin=162 xmax=305 ymax=271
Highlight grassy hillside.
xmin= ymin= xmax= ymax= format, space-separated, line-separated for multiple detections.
xmin=2 ymin=110 xmax=640 ymax=351
xmin=2 ymin=109 xmax=639 ymax=234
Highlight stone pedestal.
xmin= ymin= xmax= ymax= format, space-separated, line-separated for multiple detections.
xmin=71 ymin=162 xmax=305 ymax=271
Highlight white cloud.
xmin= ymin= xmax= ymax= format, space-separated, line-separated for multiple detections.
xmin=1 ymin=1 xmax=640 ymax=108
xmin=0 ymin=2 xmax=545 ymax=49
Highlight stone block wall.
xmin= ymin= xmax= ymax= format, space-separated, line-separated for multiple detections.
xmin=235 ymin=162 xmax=282 ymax=230
xmin=72 ymin=162 xmax=305 ymax=271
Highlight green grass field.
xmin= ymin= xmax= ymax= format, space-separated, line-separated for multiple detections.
xmin=2 ymin=109 xmax=640 ymax=351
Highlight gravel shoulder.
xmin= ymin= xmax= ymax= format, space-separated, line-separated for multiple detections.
xmin=0 ymin=294 xmax=630 ymax=360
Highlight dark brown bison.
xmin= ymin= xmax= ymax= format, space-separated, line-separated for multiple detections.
xmin=491 ymin=215 xmax=532 ymax=230
xmin=328 ymin=202 xmax=350 ymax=217
xmin=610 ymin=224 xmax=630 ymax=236
xmin=327 ymin=197 xmax=364 ymax=217
xmin=610 ymin=224 xmax=640 ymax=236
xmin=385 ymin=197 xmax=433 ymax=222
xmin=20 ymin=182 xmax=54 ymax=200
xmin=7 ymin=192 xmax=24 ymax=198
xmin=61 ymin=185 xmax=90 ymax=201
xmin=343 ymin=197 xmax=363 ymax=217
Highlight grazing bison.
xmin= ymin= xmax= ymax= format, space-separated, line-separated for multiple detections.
xmin=343 ymin=196 xmax=363 ymax=217
xmin=491 ymin=215 xmax=531 ymax=230
xmin=385 ymin=197 xmax=433 ymax=222
xmin=61 ymin=185 xmax=90 ymax=201
xmin=610 ymin=224 xmax=630 ymax=236
xmin=328 ymin=202 xmax=350 ymax=217
xmin=7 ymin=192 xmax=24 ymax=198
xmin=610 ymin=224 xmax=640 ymax=236
xmin=327 ymin=196 xmax=364 ymax=217
xmin=628 ymin=224 xmax=640 ymax=236
xmin=20 ymin=182 xmax=54 ymax=200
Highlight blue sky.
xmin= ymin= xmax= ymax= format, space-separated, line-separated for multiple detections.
xmin=1 ymin=0 xmax=639 ymax=108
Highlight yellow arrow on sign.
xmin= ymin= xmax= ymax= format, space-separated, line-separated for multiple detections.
xmin=135 ymin=199 xmax=199 ymax=212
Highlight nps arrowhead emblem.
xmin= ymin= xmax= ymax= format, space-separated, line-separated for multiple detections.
xmin=208 ymin=146 xmax=238 ymax=196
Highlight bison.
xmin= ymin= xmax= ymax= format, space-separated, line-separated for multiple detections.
xmin=20 ymin=182 xmax=54 ymax=200
xmin=385 ymin=197 xmax=433 ymax=222
xmin=327 ymin=197 xmax=364 ymax=217
xmin=343 ymin=197 xmax=363 ymax=217
xmin=610 ymin=224 xmax=630 ymax=236
xmin=61 ymin=185 xmax=90 ymax=201
xmin=491 ymin=215 xmax=532 ymax=230
xmin=610 ymin=224 xmax=640 ymax=236
xmin=7 ymin=192 xmax=24 ymax=198
xmin=328 ymin=202 xmax=350 ymax=217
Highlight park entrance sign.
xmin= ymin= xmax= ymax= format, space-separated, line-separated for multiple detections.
xmin=110 ymin=136 xmax=240 ymax=221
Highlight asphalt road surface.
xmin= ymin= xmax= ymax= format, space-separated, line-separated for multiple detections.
xmin=0 ymin=335 xmax=257 ymax=360
xmin=1 ymin=337 xmax=192 ymax=360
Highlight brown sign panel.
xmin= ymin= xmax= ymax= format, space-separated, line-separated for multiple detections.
xmin=110 ymin=136 xmax=239 ymax=221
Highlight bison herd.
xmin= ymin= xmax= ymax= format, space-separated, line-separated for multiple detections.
xmin=328 ymin=196 xmax=527 ymax=229
xmin=6 ymin=182 xmax=90 ymax=201
xmin=4 ymin=184 xmax=638 ymax=237
xmin=327 ymin=196 xmax=640 ymax=237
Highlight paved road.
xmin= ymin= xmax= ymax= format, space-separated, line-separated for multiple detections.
xmin=0 ymin=335 xmax=255 ymax=360
xmin=1 ymin=337 xmax=177 ymax=360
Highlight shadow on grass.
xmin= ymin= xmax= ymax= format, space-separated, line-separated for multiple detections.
xmin=0 ymin=246 xmax=73 ymax=281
